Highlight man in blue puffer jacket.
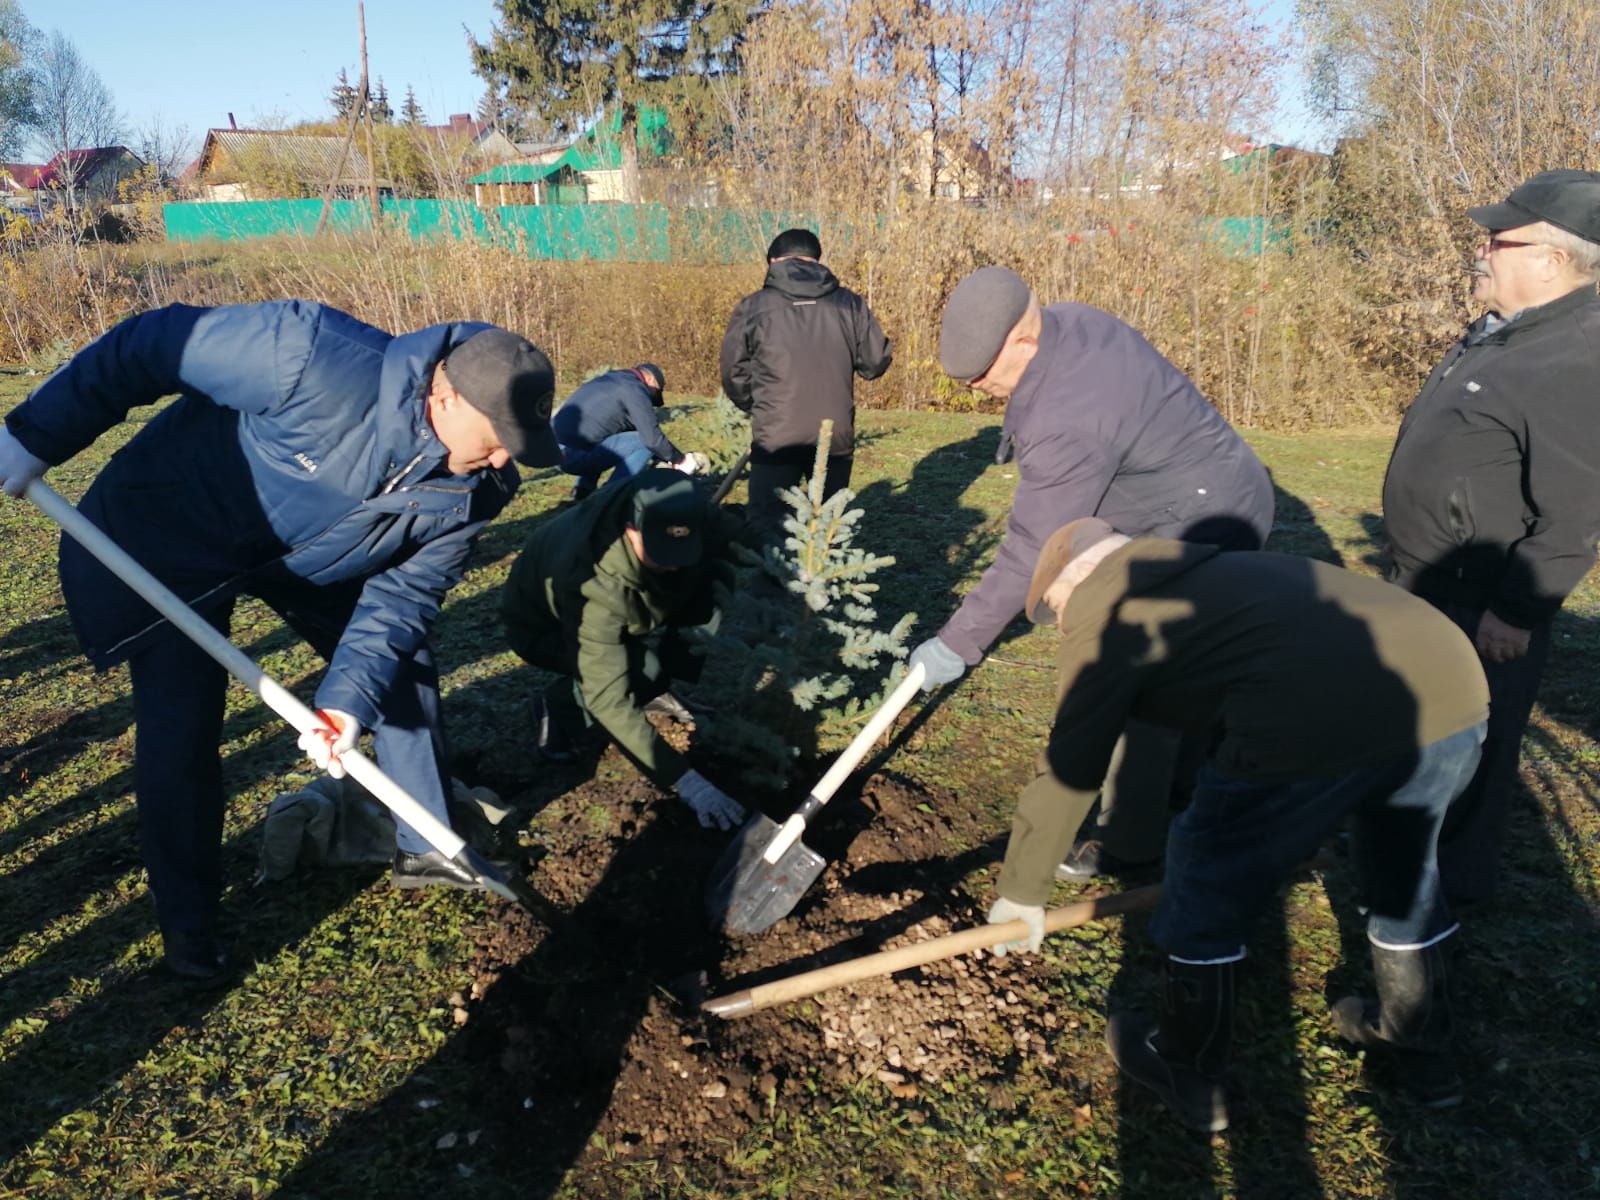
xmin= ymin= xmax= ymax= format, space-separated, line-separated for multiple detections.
xmin=0 ymin=301 xmax=561 ymax=984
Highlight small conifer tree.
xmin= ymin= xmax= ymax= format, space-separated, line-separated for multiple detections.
xmin=691 ymin=420 xmax=915 ymax=791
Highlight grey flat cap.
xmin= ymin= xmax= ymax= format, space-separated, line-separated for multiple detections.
xmin=939 ymin=266 xmax=1032 ymax=382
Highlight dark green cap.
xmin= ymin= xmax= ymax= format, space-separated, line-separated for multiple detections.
xmin=630 ymin=468 xmax=706 ymax=567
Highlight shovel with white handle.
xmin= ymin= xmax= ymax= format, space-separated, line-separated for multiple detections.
xmin=25 ymin=479 xmax=560 ymax=922
xmin=705 ymin=661 xmax=926 ymax=935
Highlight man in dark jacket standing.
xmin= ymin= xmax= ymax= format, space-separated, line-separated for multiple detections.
xmin=911 ymin=266 xmax=1275 ymax=877
xmin=987 ymin=520 xmax=1489 ymax=1129
xmin=719 ymin=228 xmax=892 ymax=534
xmin=553 ymin=364 xmax=703 ymax=500
xmin=1381 ymin=169 xmax=1600 ymax=911
xmin=501 ymin=468 xmax=748 ymax=831
xmin=0 ymin=301 xmax=561 ymax=983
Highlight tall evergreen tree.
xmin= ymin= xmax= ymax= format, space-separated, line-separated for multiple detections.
xmin=329 ymin=67 xmax=359 ymax=121
xmin=400 ymin=84 xmax=425 ymax=126
xmin=691 ymin=420 xmax=915 ymax=790
xmin=369 ymin=78 xmax=393 ymax=125
xmin=469 ymin=0 xmax=755 ymax=201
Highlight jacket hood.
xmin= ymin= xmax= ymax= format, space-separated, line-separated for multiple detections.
xmin=1062 ymin=537 xmax=1221 ymax=629
xmin=764 ymin=258 xmax=840 ymax=300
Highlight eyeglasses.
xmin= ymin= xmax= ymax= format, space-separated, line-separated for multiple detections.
xmin=1482 ymin=236 xmax=1543 ymax=253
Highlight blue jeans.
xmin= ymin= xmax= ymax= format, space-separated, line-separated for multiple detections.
xmin=1151 ymin=721 xmax=1486 ymax=961
xmin=560 ymin=432 xmax=654 ymax=491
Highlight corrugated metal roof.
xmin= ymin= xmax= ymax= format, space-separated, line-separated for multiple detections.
xmin=469 ymin=160 xmax=574 ymax=184
xmin=203 ymin=130 xmax=391 ymax=187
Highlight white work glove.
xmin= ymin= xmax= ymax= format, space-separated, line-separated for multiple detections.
xmin=986 ymin=896 xmax=1046 ymax=957
xmin=297 ymin=708 xmax=362 ymax=779
xmin=908 ymin=635 xmax=967 ymax=692
xmin=675 ymin=768 xmax=746 ymax=831
xmin=0 ymin=425 xmax=48 ymax=499
xmin=674 ymin=451 xmax=708 ymax=476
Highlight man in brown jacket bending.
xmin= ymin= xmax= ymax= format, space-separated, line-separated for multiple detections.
xmin=985 ymin=519 xmax=1489 ymax=1131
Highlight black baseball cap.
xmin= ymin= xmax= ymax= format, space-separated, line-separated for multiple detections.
xmin=630 ymin=468 xmax=707 ymax=568
xmin=442 ymin=328 xmax=561 ymax=467
xmin=636 ymin=363 xmax=666 ymax=404
xmin=1467 ymin=169 xmax=1600 ymax=243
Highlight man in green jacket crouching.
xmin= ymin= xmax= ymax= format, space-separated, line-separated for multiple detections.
xmin=501 ymin=468 xmax=747 ymax=830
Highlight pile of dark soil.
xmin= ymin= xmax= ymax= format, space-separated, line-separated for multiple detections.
xmin=445 ymin=730 xmax=1102 ymax=1190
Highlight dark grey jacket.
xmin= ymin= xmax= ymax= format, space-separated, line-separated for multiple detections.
xmin=718 ymin=259 xmax=891 ymax=458
xmin=1382 ymin=286 xmax=1600 ymax=628
xmin=938 ymin=304 xmax=1274 ymax=664
xmin=552 ymin=368 xmax=682 ymax=465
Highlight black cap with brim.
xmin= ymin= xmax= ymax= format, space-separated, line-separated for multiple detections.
xmin=631 ymin=468 xmax=706 ymax=568
xmin=1025 ymin=517 xmax=1115 ymax=623
xmin=636 ymin=363 xmax=666 ymax=405
xmin=1467 ymin=169 xmax=1600 ymax=242
xmin=444 ymin=328 xmax=561 ymax=467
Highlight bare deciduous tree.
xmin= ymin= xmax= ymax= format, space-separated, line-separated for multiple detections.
xmin=0 ymin=0 xmax=36 ymax=160
xmin=29 ymin=28 xmax=125 ymax=205
xmin=135 ymin=114 xmax=194 ymax=187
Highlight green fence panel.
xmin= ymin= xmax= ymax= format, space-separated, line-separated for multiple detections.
xmin=162 ymin=199 xmax=816 ymax=264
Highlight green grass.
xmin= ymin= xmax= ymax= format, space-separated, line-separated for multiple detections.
xmin=4 ymin=370 xmax=1600 ymax=1199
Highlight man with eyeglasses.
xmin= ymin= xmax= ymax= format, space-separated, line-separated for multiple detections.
xmin=1382 ymin=169 xmax=1600 ymax=913
xmin=911 ymin=267 xmax=1275 ymax=882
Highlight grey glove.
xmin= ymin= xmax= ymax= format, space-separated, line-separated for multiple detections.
xmin=675 ymin=768 xmax=746 ymax=830
xmin=908 ymin=635 xmax=967 ymax=692
xmin=986 ymin=896 xmax=1046 ymax=956
xmin=0 ymin=425 xmax=47 ymax=499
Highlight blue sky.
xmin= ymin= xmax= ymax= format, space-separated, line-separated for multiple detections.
xmin=28 ymin=0 xmax=1328 ymax=167
xmin=28 ymin=0 xmax=502 ymax=161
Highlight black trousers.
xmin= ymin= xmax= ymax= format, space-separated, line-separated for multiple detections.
xmin=1427 ymin=599 xmax=1552 ymax=908
xmin=746 ymin=449 xmax=853 ymax=538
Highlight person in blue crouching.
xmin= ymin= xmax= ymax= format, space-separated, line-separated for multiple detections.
xmin=0 ymin=302 xmax=561 ymax=985
xmin=553 ymin=363 xmax=705 ymax=501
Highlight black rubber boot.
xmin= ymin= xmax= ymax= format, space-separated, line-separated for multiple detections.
xmin=1333 ymin=939 xmax=1461 ymax=1107
xmin=1108 ymin=957 xmax=1236 ymax=1132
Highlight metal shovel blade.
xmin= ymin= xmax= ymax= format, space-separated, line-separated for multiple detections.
xmin=705 ymin=813 xmax=827 ymax=935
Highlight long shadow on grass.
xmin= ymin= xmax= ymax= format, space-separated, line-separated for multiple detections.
xmin=850 ymin=424 xmax=1003 ymax=634
xmin=0 ymin=843 xmax=375 ymax=1164
xmin=271 ymin=800 xmax=727 ymax=1200
xmin=1314 ymin=604 xmax=1600 ymax=1197
xmin=0 ymin=619 xmax=317 ymax=862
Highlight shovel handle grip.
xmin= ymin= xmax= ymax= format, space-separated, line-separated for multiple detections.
xmin=24 ymin=479 xmax=468 ymax=862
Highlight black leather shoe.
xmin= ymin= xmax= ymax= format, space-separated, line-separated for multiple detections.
xmin=1055 ymin=840 xmax=1161 ymax=882
xmin=162 ymin=929 xmax=231 ymax=988
xmin=392 ymin=849 xmax=489 ymax=891
xmin=528 ymin=690 xmax=576 ymax=763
